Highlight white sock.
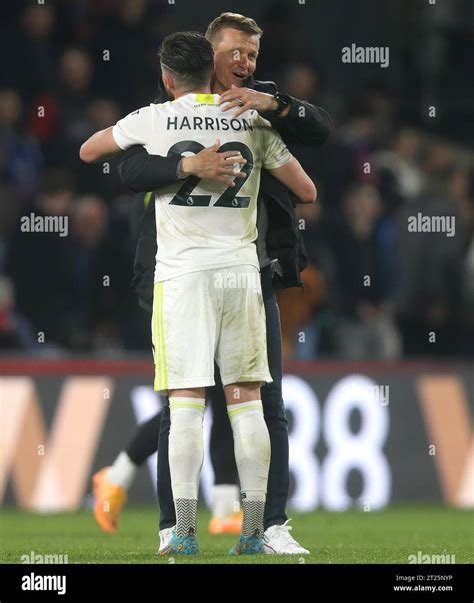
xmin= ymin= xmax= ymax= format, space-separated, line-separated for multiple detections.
xmin=227 ymin=400 xmax=270 ymax=537
xmin=106 ymin=452 xmax=137 ymax=490
xmin=212 ymin=484 xmax=241 ymax=518
xmin=169 ymin=397 xmax=205 ymax=536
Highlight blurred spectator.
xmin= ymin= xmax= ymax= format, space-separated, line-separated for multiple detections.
xmin=257 ymin=1 xmax=298 ymax=80
xmin=71 ymin=195 xmax=108 ymax=277
xmin=5 ymin=170 xmax=76 ymax=348
xmin=280 ymin=202 xmax=337 ymax=358
xmin=283 ymin=62 xmax=342 ymax=195
xmin=68 ymin=194 xmax=134 ymax=351
xmin=283 ymin=62 xmax=343 ymax=123
xmin=443 ymin=165 xmax=474 ymax=354
xmin=0 ymin=184 xmax=17 ymax=273
xmin=338 ymin=104 xmax=378 ymax=182
xmin=56 ymin=47 xmax=95 ymax=151
xmin=92 ymin=0 xmax=156 ymax=110
xmin=87 ymin=99 xmax=121 ymax=132
xmin=363 ymin=82 xmax=398 ymax=145
xmin=460 ymin=230 xmax=474 ymax=353
xmin=75 ymin=99 xmax=123 ymax=202
xmin=1 ymin=4 xmax=57 ymax=100
xmin=394 ymin=169 xmax=467 ymax=356
xmin=283 ymin=63 xmax=319 ymax=104
xmin=0 ymin=89 xmax=43 ymax=203
xmin=313 ymin=106 xmax=377 ymax=218
xmin=68 ymin=194 xmax=109 ymax=348
xmin=375 ymin=127 xmax=425 ymax=212
xmin=422 ymin=141 xmax=456 ymax=181
xmin=30 ymin=48 xmax=94 ymax=165
xmin=330 ymin=184 xmax=401 ymax=359
xmin=297 ymin=201 xmax=328 ymax=267
xmin=0 ymin=276 xmax=37 ymax=350
xmin=278 ymin=265 xmax=328 ymax=360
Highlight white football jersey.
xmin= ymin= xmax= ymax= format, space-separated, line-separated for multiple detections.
xmin=112 ymin=93 xmax=292 ymax=282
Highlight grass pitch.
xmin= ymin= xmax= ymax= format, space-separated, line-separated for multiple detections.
xmin=0 ymin=506 xmax=472 ymax=564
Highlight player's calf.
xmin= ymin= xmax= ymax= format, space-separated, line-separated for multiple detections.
xmin=226 ymin=390 xmax=270 ymax=554
xmin=168 ymin=394 xmax=205 ymax=541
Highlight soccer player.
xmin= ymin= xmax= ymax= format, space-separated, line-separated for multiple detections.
xmin=81 ymin=32 xmax=316 ymax=554
xmin=92 ymin=12 xmax=330 ymax=555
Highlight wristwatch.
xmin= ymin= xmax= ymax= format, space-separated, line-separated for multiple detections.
xmin=274 ymin=92 xmax=291 ymax=116
xmin=176 ymin=157 xmax=187 ymax=180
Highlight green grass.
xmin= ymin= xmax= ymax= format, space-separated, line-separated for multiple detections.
xmin=0 ymin=506 xmax=472 ymax=564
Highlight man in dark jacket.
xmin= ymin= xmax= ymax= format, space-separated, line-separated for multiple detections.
xmin=92 ymin=12 xmax=331 ymax=555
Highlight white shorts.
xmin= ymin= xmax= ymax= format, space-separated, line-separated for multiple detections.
xmin=151 ymin=265 xmax=272 ymax=392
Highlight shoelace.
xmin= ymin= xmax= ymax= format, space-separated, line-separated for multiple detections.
xmin=271 ymin=519 xmax=300 ymax=547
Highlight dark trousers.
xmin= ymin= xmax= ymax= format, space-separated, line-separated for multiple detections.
xmin=158 ymin=266 xmax=289 ymax=530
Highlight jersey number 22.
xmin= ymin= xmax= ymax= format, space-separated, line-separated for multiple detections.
xmin=167 ymin=140 xmax=254 ymax=208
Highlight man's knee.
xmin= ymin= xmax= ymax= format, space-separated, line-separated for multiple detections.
xmin=225 ymin=382 xmax=261 ymax=405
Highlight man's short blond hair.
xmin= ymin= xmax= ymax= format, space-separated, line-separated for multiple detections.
xmin=205 ymin=12 xmax=263 ymax=43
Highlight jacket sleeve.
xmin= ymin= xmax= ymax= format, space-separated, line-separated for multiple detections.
xmin=117 ymin=145 xmax=181 ymax=193
xmin=256 ymin=81 xmax=332 ymax=147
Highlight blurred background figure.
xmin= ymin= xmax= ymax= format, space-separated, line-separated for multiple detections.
xmin=75 ymin=98 xmax=122 ymax=201
xmin=375 ymin=127 xmax=425 ymax=213
xmin=394 ymin=165 xmax=469 ymax=357
xmin=0 ymin=89 xmax=43 ymax=204
xmin=0 ymin=3 xmax=57 ymax=101
xmin=329 ymin=184 xmax=400 ymax=360
xmin=5 ymin=170 xmax=75 ymax=349
xmin=0 ymin=276 xmax=37 ymax=350
xmin=48 ymin=48 xmax=94 ymax=165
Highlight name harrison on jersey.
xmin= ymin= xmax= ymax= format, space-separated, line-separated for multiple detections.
xmin=167 ymin=115 xmax=254 ymax=132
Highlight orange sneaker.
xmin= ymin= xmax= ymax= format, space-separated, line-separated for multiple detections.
xmin=92 ymin=467 xmax=127 ymax=534
xmin=208 ymin=511 xmax=243 ymax=535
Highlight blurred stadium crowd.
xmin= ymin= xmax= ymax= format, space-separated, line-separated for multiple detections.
xmin=0 ymin=0 xmax=473 ymax=359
